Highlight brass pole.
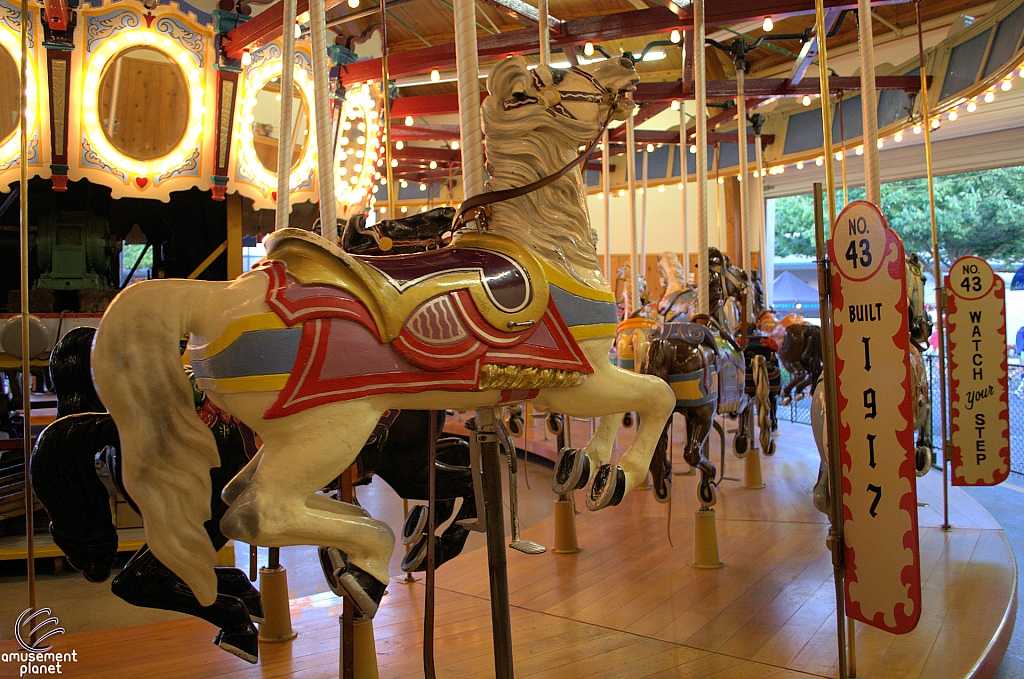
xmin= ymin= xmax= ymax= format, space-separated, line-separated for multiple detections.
xmin=381 ymin=0 xmax=396 ymax=216
xmin=20 ymin=0 xmax=35 ymax=618
xmin=837 ymin=92 xmax=848 ymax=208
xmin=815 ymin=0 xmax=837 ymax=226
xmin=915 ymin=0 xmax=951 ymax=532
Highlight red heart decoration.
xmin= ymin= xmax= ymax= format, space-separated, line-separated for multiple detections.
xmin=135 ymin=177 xmax=148 ymax=188
xmin=271 ymin=190 xmax=278 ymax=201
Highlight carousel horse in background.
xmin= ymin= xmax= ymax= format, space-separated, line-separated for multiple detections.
xmin=775 ymin=320 xmax=822 ymax=405
xmin=31 ymin=329 xmax=479 ymax=663
xmin=640 ymin=247 xmax=754 ymax=505
xmin=654 ymin=251 xmax=697 ymax=323
xmin=91 ymin=56 xmax=673 ymax=621
xmin=614 ymin=263 xmax=651 ymax=322
xmin=811 ymin=253 xmax=936 ymax=515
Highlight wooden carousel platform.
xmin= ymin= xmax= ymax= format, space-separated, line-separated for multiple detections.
xmin=1 ymin=419 xmax=1015 ymax=679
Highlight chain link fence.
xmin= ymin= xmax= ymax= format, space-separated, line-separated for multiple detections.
xmin=778 ymin=356 xmax=1024 ymax=477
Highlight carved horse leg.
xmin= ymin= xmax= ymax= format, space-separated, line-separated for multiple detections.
xmin=810 ymin=377 xmax=830 ymax=515
xmin=682 ymin=402 xmax=718 ymax=509
xmin=218 ymin=397 xmax=395 ymax=619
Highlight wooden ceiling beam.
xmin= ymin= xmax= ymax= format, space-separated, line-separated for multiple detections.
xmin=477 ymin=0 xmax=563 ymax=32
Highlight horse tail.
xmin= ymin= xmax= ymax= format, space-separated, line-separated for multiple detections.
xmin=30 ymin=413 xmax=121 ymax=582
xmin=50 ymin=326 xmax=105 ymax=417
xmin=91 ymin=280 xmax=223 ymax=606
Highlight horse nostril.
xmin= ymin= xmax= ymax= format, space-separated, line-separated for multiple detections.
xmin=619 ymin=57 xmax=633 ymax=69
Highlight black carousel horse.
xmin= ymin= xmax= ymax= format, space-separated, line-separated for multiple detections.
xmin=31 ymin=328 xmax=477 ymax=664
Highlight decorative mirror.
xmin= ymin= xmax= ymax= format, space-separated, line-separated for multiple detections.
xmin=97 ymin=46 xmax=189 ymax=161
xmin=0 ymin=44 xmax=17 ymax=147
xmin=251 ymin=78 xmax=308 ymax=173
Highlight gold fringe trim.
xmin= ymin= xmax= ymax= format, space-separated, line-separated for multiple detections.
xmin=478 ymin=364 xmax=588 ymax=390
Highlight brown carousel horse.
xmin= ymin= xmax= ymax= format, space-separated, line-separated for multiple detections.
xmin=640 ymin=248 xmax=752 ymax=506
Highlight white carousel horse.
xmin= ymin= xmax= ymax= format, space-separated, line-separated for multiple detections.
xmin=654 ymin=251 xmax=697 ymax=323
xmin=811 ymin=254 xmax=934 ymax=515
xmin=614 ymin=263 xmax=651 ymax=321
xmin=91 ymin=56 xmax=674 ymax=616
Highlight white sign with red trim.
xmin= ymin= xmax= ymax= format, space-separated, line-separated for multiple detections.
xmin=828 ymin=201 xmax=921 ymax=635
xmin=946 ymin=255 xmax=1010 ymax=486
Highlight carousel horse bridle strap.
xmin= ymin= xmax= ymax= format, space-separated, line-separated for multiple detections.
xmin=452 ymin=84 xmax=620 ymax=229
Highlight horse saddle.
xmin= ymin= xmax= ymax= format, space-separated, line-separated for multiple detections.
xmin=262 ymin=228 xmax=550 ymax=344
xmin=650 ymin=322 xmax=718 ymax=355
xmin=342 ymin=207 xmax=456 ymax=255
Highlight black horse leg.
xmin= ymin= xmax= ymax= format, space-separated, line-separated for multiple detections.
xmin=431 ymin=493 xmax=477 ymax=570
xmin=111 ymin=547 xmax=259 ymax=663
xmin=648 ymin=422 xmax=672 ymax=503
xmin=683 ymin=402 xmax=718 ymax=509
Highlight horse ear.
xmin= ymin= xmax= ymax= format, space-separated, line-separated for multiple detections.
xmin=488 ymin=56 xmax=531 ymax=100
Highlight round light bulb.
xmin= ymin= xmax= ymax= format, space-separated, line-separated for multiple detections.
xmin=429 ymin=160 xmax=437 ymax=169
xmin=689 ymin=144 xmax=697 ymax=154
xmin=405 ymin=115 xmax=414 ymax=126
xmin=658 ymin=184 xmax=665 ymax=192
xmin=835 ymin=151 xmax=843 ymax=161
xmin=617 ymin=189 xmax=625 ymax=197
xmin=677 ymin=183 xmax=683 ymax=190
xmin=763 ymin=16 xmax=774 ymax=32
xmin=913 ymin=124 xmax=922 ymax=134
xmin=391 ymin=159 xmax=398 ymax=167
xmin=984 ymin=91 xmax=995 ymax=103
xmin=348 ymin=0 xmax=359 ymax=7
xmin=401 ymin=206 xmax=407 ymax=213
xmin=646 ymin=143 xmax=654 ymax=153
xmin=796 ymin=161 xmax=803 ymax=169
xmin=931 ymin=118 xmax=941 ymax=129
xmin=395 ymin=140 xmax=404 ymax=150
xmin=855 ymin=145 xmax=864 ymax=155
xmin=451 ymin=140 xmax=459 ymax=150
xmin=1000 ymin=80 xmax=1011 ymax=91
xmin=671 ymin=100 xmax=680 ymax=111
xmin=947 ymin=110 xmax=958 ymax=121
xmin=295 ymin=23 xmax=301 ymax=39
xmin=419 ymin=183 xmax=426 ymax=191
xmin=430 ymin=69 xmax=440 ymax=83
xmin=815 ymin=157 xmax=823 ymax=166
xmin=670 ymin=29 xmax=681 ymax=44
xmin=584 ymin=42 xmax=594 ymax=57
xmin=241 ymin=51 xmax=252 ymax=66
xmin=876 ymin=138 xmax=884 ymax=149
xmin=966 ymin=100 xmax=977 ymax=112
xmin=801 ymin=94 xmax=811 ymax=106
xmin=894 ymin=131 xmax=903 ymax=142
xmin=717 ymin=177 xmax=724 ymax=184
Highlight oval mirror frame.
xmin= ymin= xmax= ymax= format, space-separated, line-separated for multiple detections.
xmin=0 ymin=23 xmax=39 ymax=169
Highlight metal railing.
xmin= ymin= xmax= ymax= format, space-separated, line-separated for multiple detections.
xmin=779 ymin=355 xmax=1024 ymax=477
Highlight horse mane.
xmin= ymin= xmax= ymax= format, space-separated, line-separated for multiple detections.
xmin=481 ymin=58 xmax=606 ymax=290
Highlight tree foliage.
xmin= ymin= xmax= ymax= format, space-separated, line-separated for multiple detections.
xmin=772 ymin=165 xmax=1024 ymax=267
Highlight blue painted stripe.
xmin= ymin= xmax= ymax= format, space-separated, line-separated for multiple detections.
xmin=676 ymin=396 xmax=715 ymax=407
xmin=190 ymin=328 xmax=302 ymax=380
xmin=667 ymin=370 xmax=705 ymax=383
xmin=617 ymin=359 xmax=635 ymax=370
xmin=550 ymin=285 xmax=618 ymax=327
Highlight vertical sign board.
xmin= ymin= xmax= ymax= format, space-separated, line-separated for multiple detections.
xmin=828 ymin=201 xmax=921 ymax=634
xmin=946 ymin=256 xmax=1009 ymax=486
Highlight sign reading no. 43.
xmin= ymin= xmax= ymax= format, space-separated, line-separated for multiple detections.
xmin=828 ymin=201 xmax=921 ymax=635
xmin=946 ymin=255 xmax=1010 ymax=486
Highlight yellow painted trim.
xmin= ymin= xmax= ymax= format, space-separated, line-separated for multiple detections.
xmin=670 ymin=380 xmax=704 ymax=401
xmin=541 ymin=261 xmax=615 ymax=303
xmin=0 ymin=357 xmax=48 ymax=369
xmin=569 ymin=323 xmax=616 ymax=341
xmin=187 ymin=313 xmax=290 ymax=361
xmin=194 ymin=373 xmax=290 ymax=393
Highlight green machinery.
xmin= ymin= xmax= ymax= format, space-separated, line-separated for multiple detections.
xmin=35 ymin=210 xmax=121 ymax=290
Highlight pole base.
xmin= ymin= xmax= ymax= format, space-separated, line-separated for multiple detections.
xmin=743 ymin=449 xmax=765 ymax=490
xmin=691 ymin=510 xmax=724 ymax=569
xmin=353 ymin=616 xmax=380 ymax=679
xmin=552 ymin=498 xmax=581 ymax=554
xmin=258 ymin=566 xmax=298 ymax=642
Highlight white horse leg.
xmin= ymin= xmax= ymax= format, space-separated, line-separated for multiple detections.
xmin=219 ymin=401 xmax=394 ymax=587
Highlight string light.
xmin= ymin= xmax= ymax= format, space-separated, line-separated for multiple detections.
xmin=646 ymin=143 xmax=654 ymax=153
xmin=597 ymin=192 xmax=604 ymax=199
xmin=670 ymin=29 xmax=681 ymax=44
xmin=913 ymin=124 xmax=922 ymax=134
xmin=894 ymin=131 xmax=903 ymax=142
xmin=678 ymin=183 xmax=684 ymax=189
xmin=876 ymin=138 xmax=884 ymax=149
xmin=689 ymin=144 xmax=697 ymax=154
xmin=584 ymin=42 xmax=594 ymax=57
xmin=400 ymin=179 xmax=408 ymax=188
xmin=395 ymin=140 xmax=404 ymax=150
xmin=419 ymin=183 xmax=427 ymax=191
xmin=1000 ymin=80 xmax=1012 ymax=91
xmin=835 ymin=151 xmax=843 ymax=161
xmin=947 ymin=109 xmax=958 ymax=121
xmin=802 ymin=94 xmax=811 ymax=106
xmin=429 ymin=160 xmax=438 ymax=169
xmin=617 ymin=189 xmax=626 ymax=197
xmin=984 ymin=91 xmax=995 ymax=103
xmin=451 ymin=140 xmax=459 ymax=150
xmin=430 ymin=69 xmax=440 ymax=82
xmin=405 ymin=115 xmax=414 ymax=125
xmin=931 ymin=118 xmax=941 ymax=129
xmin=671 ymin=100 xmax=680 ymax=111
xmin=348 ymin=0 xmax=359 ymax=7
xmin=763 ymin=16 xmax=774 ymax=32
xmin=241 ymin=50 xmax=252 ymax=66
xmin=855 ymin=145 xmax=864 ymax=155
xmin=815 ymin=156 xmax=824 ymax=166
xmin=658 ymin=184 xmax=665 ymax=192
xmin=966 ymin=100 xmax=977 ymax=112
xmin=717 ymin=177 xmax=724 ymax=184
xmin=796 ymin=161 xmax=804 ymax=169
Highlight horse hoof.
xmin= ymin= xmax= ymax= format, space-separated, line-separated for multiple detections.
xmin=552 ymin=448 xmax=590 ymax=495
xmin=338 ymin=564 xmax=388 ymax=620
xmin=318 ymin=546 xmax=347 ymax=596
xmin=734 ymin=434 xmax=748 ymax=458
xmin=508 ymin=416 xmax=523 ymax=437
xmin=401 ymin=536 xmax=428 ymax=573
xmin=622 ymin=412 xmax=633 ymax=428
xmin=698 ymin=479 xmax=717 ymax=509
xmin=585 ymin=464 xmax=626 ymax=511
xmin=764 ymin=439 xmax=776 ymax=457
xmin=653 ymin=478 xmax=671 ymax=504
xmin=214 ymin=622 xmax=259 ymax=664
xmin=547 ymin=413 xmax=564 ymax=436
xmin=401 ymin=504 xmax=428 ymax=545
xmin=915 ymin=446 xmax=931 ymax=477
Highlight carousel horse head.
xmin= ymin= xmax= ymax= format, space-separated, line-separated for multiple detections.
xmin=483 ymin=56 xmax=639 ymax=287
xmin=657 ymin=251 xmax=690 ymax=295
xmin=655 ymin=252 xmax=696 ymax=323
xmin=905 ymin=253 xmax=933 ymax=350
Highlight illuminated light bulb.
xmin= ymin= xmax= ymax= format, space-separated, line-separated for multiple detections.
xmin=430 ymin=69 xmax=440 ymax=82
xmin=876 ymin=138 xmax=884 ymax=149
xmin=395 ymin=140 xmax=404 ymax=150
xmin=802 ymin=94 xmax=811 ymax=106
xmin=835 ymin=151 xmax=843 ymax=161
xmin=295 ymin=23 xmax=302 ymax=39
xmin=597 ymin=192 xmax=604 ymax=199
xmin=451 ymin=140 xmax=459 ymax=150
xmin=815 ymin=157 xmax=823 ymax=166
xmin=947 ymin=110 xmax=958 ymax=121
xmin=646 ymin=143 xmax=654 ymax=153
xmin=894 ymin=131 xmax=903 ymax=142
xmin=671 ymin=100 xmax=680 ymax=111
xmin=717 ymin=177 xmax=724 ymax=184
xmin=670 ymin=29 xmax=681 ymax=44
xmin=400 ymin=180 xmax=408 ymax=188
xmin=913 ymin=124 xmax=921 ymax=134
xmin=638 ymin=187 xmax=644 ymax=195
xmin=405 ymin=115 xmax=414 ymax=126
xmin=429 ymin=160 xmax=438 ymax=169
xmin=677 ymin=182 xmax=683 ymax=190
xmin=342 ymin=121 xmax=352 ymax=130
xmin=339 ymin=166 xmax=348 ymax=175
xmin=357 ymin=122 xmax=366 ymax=131
xmin=796 ymin=161 xmax=804 ymax=169
xmin=763 ymin=16 xmax=774 ymax=32
xmin=357 ymin=136 xmax=366 ymax=144
xmin=391 ymin=159 xmax=399 ymax=167
xmin=1001 ymin=80 xmax=1011 ymax=91
xmin=777 ymin=165 xmax=784 ymax=173
xmin=689 ymin=144 xmax=697 ymax=154
xmin=617 ymin=189 xmax=626 ymax=197
xmin=380 ymin=207 xmax=387 ymax=214
xmin=584 ymin=42 xmax=594 ymax=57
xmin=984 ymin=91 xmax=995 ymax=103
xmin=241 ymin=50 xmax=252 ymax=66
xmin=966 ymin=100 xmax=977 ymax=113
xmin=401 ymin=206 xmax=408 ymax=213
xmin=275 ymin=93 xmax=282 ymax=102
xmin=931 ymin=118 xmax=941 ymax=129
xmin=354 ymin=163 xmax=362 ymax=172
xmin=658 ymin=184 xmax=665 ymax=192
xmin=855 ymin=145 xmax=864 ymax=155
xmin=348 ymin=0 xmax=359 ymax=7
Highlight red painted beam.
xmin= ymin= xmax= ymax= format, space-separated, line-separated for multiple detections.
xmin=633 ymin=76 xmax=925 ymax=103
xmin=390 ymin=125 xmax=462 ymax=142
xmin=390 ymin=93 xmax=485 ymax=119
xmin=393 ymin=147 xmax=461 ymax=164
xmin=43 ymin=0 xmax=70 ymax=30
